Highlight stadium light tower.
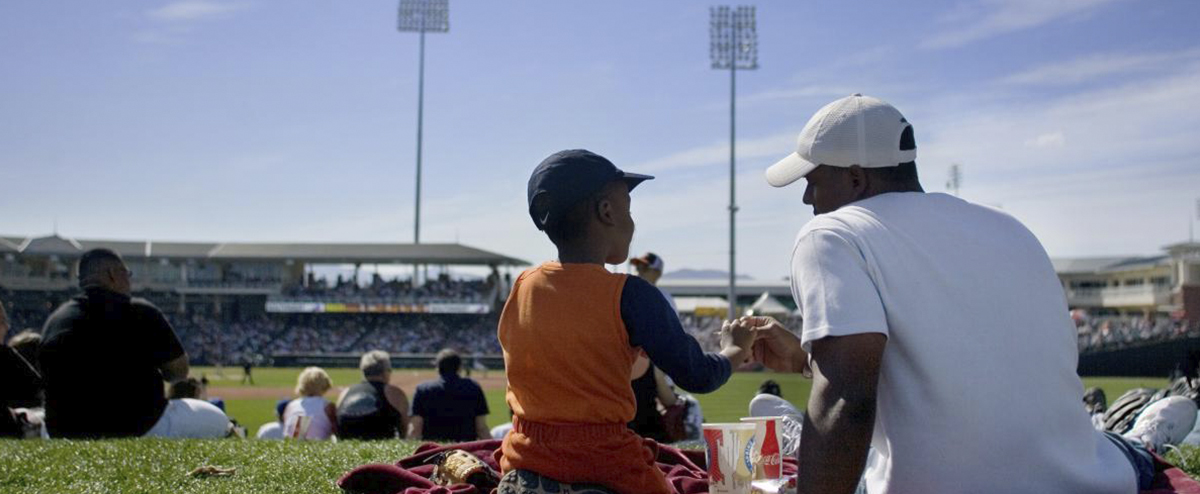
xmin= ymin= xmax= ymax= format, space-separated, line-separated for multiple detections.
xmin=398 ymin=0 xmax=449 ymax=249
xmin=710 ymin=5 xmax=758 ymax=320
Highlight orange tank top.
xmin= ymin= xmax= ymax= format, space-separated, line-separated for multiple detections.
xmin=498 ymin=262 xmax=638 ymax=425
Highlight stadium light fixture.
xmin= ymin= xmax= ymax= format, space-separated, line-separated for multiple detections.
xmin=710 ymin=5 xmax=758 ymax=320
xmin=398 ymin=0 xmax=449 ymax=249
xmin=398 ymin=0 xmax=448 ymax=285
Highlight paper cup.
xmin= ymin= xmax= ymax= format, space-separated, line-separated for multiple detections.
xmin=740 ymin=417 xmax=784 ymax=479
xmin=703 ymin=423 xmax=755 ymax=494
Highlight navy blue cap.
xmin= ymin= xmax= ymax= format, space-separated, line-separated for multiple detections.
xmin=527 ymin=149 xmax=654 ymax=231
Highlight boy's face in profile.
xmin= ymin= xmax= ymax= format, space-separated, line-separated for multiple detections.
xmin=601 ymin=180 xmax=635 ymax=265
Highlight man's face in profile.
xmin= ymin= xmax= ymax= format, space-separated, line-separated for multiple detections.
xmin=802 ymin=165 xmax=860 ymax=215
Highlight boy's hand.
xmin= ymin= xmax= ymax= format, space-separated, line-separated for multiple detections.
xmin=744 ymin=316 xmax=811 ymax=377
xmin=719 ymin=318 xmax=755 ymax=365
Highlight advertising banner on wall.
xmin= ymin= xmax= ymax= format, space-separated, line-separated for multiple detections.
xmin=265 ymin=300 xmax=490 ymax=314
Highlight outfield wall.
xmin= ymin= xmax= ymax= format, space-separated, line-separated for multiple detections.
xmin=1078 ymin=337 xmax=1200 ymax=377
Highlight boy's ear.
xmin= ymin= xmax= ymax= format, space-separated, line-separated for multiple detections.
xmin=595 ymin=196 xmax=617 ymax=226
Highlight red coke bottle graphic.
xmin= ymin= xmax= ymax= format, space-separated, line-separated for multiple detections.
xmin=761 ymin=420 xmax=782 ymax=478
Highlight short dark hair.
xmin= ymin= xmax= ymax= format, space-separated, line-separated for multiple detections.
xmin=77 ymin=248 xmax=124 ymax=284
xmin=541 ymin=189 xmax=604 ymax=246
xmin=758 ymin=379 xmax=782 ymax=397
xmin=435 ymin=348 xmax=461 ymax=376
xmin=863 ymin=161 xmax=920 ymax=185
xmin=168 ymin=377 xmax=203 ymax=400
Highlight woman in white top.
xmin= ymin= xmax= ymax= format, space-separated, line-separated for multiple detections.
xmin=282 ymin=367 xmax=338 ymax=440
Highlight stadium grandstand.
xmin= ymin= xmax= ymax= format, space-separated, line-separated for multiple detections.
xmin=0 ymin=233 xmax=527 ymax=367
xmin=4 ymin=234 xmax=1199 ymax=365
xmin=656 ymin=241 xmax=1200 ymax=356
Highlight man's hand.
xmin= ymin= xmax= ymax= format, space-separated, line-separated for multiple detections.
xmin=718 ymin=319 xmax=755 ymax=365
xmin=744 ymin=316 xmax=810 ymax=377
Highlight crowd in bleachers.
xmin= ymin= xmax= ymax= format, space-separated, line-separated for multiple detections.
xmin=171 ymin=313 xmax=501 ymax=364
xmin=283 ymin=274 xmax=495 ymax=304
xmin=1077 ymin=317 xmax=1199 ymax=353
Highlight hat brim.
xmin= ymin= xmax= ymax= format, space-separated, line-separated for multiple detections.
xmin=765 ymin=152 xmax=818 ymax=188
xmin=619 ymin=172 xmax=654 ymax=192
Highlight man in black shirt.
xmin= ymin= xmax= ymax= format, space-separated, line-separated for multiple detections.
xmin=409 ymin=349 xmax=489 ymax=442
xmin=40 ymin=248 xmax=189 ymax=438
xmin=336 ymin=350 xmax=409 ymax=440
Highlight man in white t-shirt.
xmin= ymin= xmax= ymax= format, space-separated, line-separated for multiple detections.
xmin=741 ymin=94 xmax=1188 ymax=493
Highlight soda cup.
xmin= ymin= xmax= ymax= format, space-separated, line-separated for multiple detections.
xmin=740 ymin=416 xmax=784 ymax=479
xmin=702 ymin=423 xmax=755 ymax=494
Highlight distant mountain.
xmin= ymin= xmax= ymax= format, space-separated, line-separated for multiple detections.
xmin=662 ymin=269 xmax=754 ymax=281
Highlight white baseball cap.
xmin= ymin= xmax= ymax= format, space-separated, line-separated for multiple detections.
xmin=765 ymin=94 xmax=916 ymax=188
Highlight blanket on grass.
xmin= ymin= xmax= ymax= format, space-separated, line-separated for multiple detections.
xmin=336 ymin=439 xmax=1200 ymax=494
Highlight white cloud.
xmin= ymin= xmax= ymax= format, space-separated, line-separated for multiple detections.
xmin=922 ymin=0 xmax=1124 ymax=49
xmin=148 ymin=0 xmax=246 ymax=22
xmin=633 ymin=132 xmax=797 ymax=174
xmin=1000 ymin=49 xmax=1200 ymax=86
xmin=739 ymin=85 xmax=856 ymax=106
xmin=1024 ymin=131 xmax=1065 ymax=148
xmin=134 ymin=1 xmax=247 ymax=44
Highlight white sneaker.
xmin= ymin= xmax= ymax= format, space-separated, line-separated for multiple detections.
xmin=1123 ymin=396 xmax=1199 ymax=452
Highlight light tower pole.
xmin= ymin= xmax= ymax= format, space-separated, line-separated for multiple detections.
xmin=398 ymin=0 xmax=448 ymax=283
xmin=710 ymin=6 xmax=758 ymax=320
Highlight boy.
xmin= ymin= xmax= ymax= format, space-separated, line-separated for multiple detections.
xmin=497 ymin=149 xmax=754 ymax=494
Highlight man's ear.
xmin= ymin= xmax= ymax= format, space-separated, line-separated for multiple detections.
xmin=848 ymin=165 xmax=869 ymax=196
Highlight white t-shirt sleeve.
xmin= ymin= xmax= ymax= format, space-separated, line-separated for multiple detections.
xmin=791 ymin=228 xmax=888 ymax=351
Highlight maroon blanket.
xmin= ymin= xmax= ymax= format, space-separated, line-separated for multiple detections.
xmin=337 ymin=439 xmax=1200 ymax=494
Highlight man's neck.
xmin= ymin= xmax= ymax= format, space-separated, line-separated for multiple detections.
xmin=82 ymin=284 xmax=130 ymax=298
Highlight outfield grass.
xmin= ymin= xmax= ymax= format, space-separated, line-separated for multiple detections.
xmin=196 ymin=367 xmax=1169 ymax=436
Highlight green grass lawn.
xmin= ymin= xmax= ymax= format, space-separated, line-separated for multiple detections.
xmin=0 ymin=372 xmax=1193 ymax=492
xmin=1 ymin=438 xmax=1198 ymax=493
xmin=196 ymin=366 xmax=1169 ymax=434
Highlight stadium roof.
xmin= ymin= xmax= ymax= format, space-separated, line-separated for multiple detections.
xmin=1050 ymin=257 xmax=1135 ymax=274
xmin=1051 ymin=255 xmax=1173 ymax=274
xmin=1 ymin=234 xmax=528 ymax=266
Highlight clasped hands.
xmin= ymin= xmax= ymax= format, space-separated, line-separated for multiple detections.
xmin=719 ymin=316 xmax=812 ymax=377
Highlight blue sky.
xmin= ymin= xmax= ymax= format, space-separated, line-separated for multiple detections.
xmin=2 ymin=0 xmax=1199 ymax=280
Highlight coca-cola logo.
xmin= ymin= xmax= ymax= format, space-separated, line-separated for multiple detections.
xmin=763 ymin=452 xmax=782 ymax=466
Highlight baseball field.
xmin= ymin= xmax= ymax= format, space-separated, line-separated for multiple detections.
xmin=200 ymin=367 xmax=1173 ymax=434
xmin=1 ymin=370 xmax=1196 ymax=494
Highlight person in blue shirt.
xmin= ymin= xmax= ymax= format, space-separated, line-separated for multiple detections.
xmin=408 ymin=349 xmax=489 ymax=442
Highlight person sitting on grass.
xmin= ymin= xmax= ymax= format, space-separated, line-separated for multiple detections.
xmin=495 ymin=149 xmax=754 ymax=494
xmin=1 ymin=300 xmax=42 ymax=438
xmin=256 ymin=399 xmax=290 ymax=440
xmin=151 ymin=377 xmax=230 ymax=439
xmin=408 ymin=349 xmax=488 ymax=442
xmin=39 ymin=248 xmax=190 ymax=439
xmin=337 ymin=350 xmax=409 ymax=440
xmin=282 ymin=367 xmax=337 ymax=440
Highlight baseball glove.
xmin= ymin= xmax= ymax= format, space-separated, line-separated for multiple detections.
xmin=429 ymin=450 xmax=500 ymax=491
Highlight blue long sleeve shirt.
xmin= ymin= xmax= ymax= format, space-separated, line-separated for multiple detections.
xmin=620 ymin=276 xmax=732 ymax=393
